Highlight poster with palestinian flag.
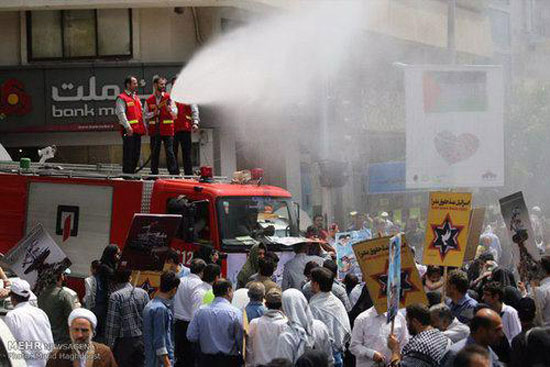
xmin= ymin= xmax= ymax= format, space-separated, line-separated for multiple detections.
xmin=422 ymin=192 xmax=472 ymax=267
xmin=402 ymin=64 xmax=504 ymax=189
xmin=353 ymin=235 xmax=427 ymax=315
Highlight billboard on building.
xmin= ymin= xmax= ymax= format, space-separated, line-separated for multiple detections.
xmin=0 ymin=64 xmax=181 ymax=133
xmin=403 ymin=64 xmax=504 ymax=189
xmin=366 ymin=161 xmax=406 ymax=194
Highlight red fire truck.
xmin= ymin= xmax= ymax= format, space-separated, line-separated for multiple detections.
xmin=0 ymin=162 xmax=305 ymax=294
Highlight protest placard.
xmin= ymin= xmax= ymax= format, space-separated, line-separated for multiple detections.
xmin=119 ymin=214 xmax=182 ymax=271
xmin=1 ymin=223 xmax=71 ymax=294
xmin=353 ymin=236 xmax=426 ymax=314
xmin=499 ymin=191 xmax=540 ymax=261
xmin=463 ymin=207 xmax=486 ymax=262
xmin=387 ymin=234 xmax=402 ymax=324
xmin=422 ymin=192 xmax=472 ymax=267
xmin=335 ymin=230 xmax=371 ymax=280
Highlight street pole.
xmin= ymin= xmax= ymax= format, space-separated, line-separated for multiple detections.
xmin=321 ymin=79 xmax=333 ymax=225
xmin=448 ymin=0 xmax=456 ymax=64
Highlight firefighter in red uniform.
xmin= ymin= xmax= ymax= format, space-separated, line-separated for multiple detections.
xmin=144 ymin=75 xmax=179 ymax=175
xmin=171 ymin=75 xmax=200 ymax=176
xmin=115 ymin=75 xmax=146 ymax=174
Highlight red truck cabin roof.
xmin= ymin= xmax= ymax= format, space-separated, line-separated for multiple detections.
xmin=152 ymin=179 xmax=292 ymax=199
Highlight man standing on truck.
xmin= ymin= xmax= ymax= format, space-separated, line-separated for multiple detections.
xmin=171 ymin=75 xmax=200 ymax=176
xmin=116 ymin=75 xmax=146 ymax=174
xmin=144 ymin=75 xmax=179 ymax=176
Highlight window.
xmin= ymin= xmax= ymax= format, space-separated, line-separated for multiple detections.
xmin=217 ymin=197 xmax=298 ymax=246
xmin=489 ymin=9 xmax=511 ymax=49
xmin=533 ymin=0 xmax=550 ymax=38
xmin=28 ymin=9 xmax=132 ymax=60
xmin=167 ymin=197 xmax=212 ymax=243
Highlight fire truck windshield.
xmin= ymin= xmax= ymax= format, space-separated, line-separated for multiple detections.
xmin=217 ymin=197 xmax=299 ymax=243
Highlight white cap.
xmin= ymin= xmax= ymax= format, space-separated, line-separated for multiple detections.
xmin=381 ymin=212 xmax=389 ymax=218
xmin=68 ymin=308 xmax=98 ymax=330
xmin=10 ymin=279 xmax=31 ymax=298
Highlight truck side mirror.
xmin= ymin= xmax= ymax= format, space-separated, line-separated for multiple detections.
xmin=293 ymin=201 xmax=301 ymax=233
xmin=263 ymin=225 xmax=275 ymax=237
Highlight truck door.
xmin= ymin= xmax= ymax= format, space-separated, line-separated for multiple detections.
xmin=25 ymin=182 xmax=113 ymax=277
xmin=167 ymin=197 xmax=212 ymax=267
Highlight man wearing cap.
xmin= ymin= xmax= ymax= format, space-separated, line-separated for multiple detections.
xmin=246 ymin=288 xmax=288 ymax=367
xmin=46 ymin=308 xmax=117 ymax=367
xmin=38 ymin=270 xmax=78 ymax=345
xmin=5 ymin=279 xmax=54 ymax=367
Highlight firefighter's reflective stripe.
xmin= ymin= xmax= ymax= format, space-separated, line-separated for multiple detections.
xmin=128 ymin=119 xmax=138 ymax=124
xmin=162 ymin=120 xmax=174 ymax=124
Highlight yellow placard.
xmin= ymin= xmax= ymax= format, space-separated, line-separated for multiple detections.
xmin=131 ymin=270 xmax=160 ymax=297
xmin=422 ymin=192 xmax=472 ymax=267
xmin=353 ymin=236 xmax=427 ymax=314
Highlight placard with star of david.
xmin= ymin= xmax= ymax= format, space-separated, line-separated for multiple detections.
xmin=429 ymin=214 xmax=463 ymax=259
xmin=423 ymin=191 xmax=472 ymax=267
xmin=371 ymin=260 xmax=420 ymax=306
xmin=353 ymin=235 xmax=428 ymax=314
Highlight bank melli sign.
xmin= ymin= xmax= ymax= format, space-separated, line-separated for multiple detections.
xmin=0 ymin=64 xmax=181 ymax=133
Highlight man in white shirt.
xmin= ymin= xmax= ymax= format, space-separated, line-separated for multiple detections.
xmin=246 ymin=288 xmax=288 ymax=366
xmin=5 ymin=279 xmax=54 ymax=367
xmin=350 ymin=306 xmax=408 ymax=367
xmin=482 ymin=281 xmax=521 ymax=344
xmin=173 ymin=258 xmax=206 ymax=367
xmin=282 ymin=243 xmax=323 ymax=290
xmin=430 ymin=303 xmax=470 ymax=343
xmin=195 ymin=263 xmax=221 ymax=306
xmin=309 ymin=267 xmax=351 ymax=367
xmin=534 ymin=256 xmax=550 ymax=326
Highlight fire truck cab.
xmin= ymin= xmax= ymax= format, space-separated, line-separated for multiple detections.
xmin=0 ymin=161 xmax=304 ymax=294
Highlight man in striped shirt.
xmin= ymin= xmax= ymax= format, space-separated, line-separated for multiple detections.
xmin=105 ymin=268 xmax=150 ymax=367
xmin=446 ymin=270 xmax=478 ymax=325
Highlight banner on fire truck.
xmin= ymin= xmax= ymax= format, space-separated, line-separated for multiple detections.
xmin=119 ymin=214 xmax=182 ymax=271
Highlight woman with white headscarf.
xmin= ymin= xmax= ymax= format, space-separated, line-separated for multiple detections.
xmin=275 ymin=289 xmax=334 ymax=365
xmin=480 ymin=231 xmax=503 ymax=263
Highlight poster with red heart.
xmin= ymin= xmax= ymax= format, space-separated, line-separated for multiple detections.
xmin=402 ymin=64 xmax=504 ymax=189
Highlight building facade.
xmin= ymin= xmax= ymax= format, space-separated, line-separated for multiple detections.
xmin=0 ymin=0 xmax=507 ymax=227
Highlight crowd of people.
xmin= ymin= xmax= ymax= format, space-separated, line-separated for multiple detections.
xmin=2 ymin=207 xmax=550 ymax=367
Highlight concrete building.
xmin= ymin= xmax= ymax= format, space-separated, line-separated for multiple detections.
xmin=0 ymin=0 xmax=503 ymax=227
xmin=0 ymin=1 xmax=273 ymax=179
